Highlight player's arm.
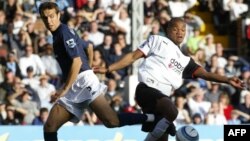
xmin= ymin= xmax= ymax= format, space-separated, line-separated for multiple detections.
xmin=94 ymin=49 xmax=144 ymax=73
xmin=85 ymin=43 xmax=94 ymax=67
xmin=108 ymin=49 xmax=144 ymax=72
xmin=60 ymin=57 xmax=82 ymax=96
xmin=193 ymin=67 xmax=245 ymax=89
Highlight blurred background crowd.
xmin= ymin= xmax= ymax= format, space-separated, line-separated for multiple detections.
xmin=0 ymin=0 xmax=250 ymax=127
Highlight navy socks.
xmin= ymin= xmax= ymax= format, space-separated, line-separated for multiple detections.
xmin=44 ymin=132 xmax=57 ymax=141
xmin=118 ymin=113 xmax=147 ymax=127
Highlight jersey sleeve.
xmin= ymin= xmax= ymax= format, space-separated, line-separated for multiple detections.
xmin=182 ymin=58 xmax=201 ymax=79
xmin=137 ymin=35 xmax=156 ymax=56
xmin=81 ymin=40 xmax=89 ymax=49
xmin=62 ymin=28 xmax=80 ymax=58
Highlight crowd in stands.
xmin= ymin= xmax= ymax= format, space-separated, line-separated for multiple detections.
xmin=0 ymin=0 xmax=249 ymax=126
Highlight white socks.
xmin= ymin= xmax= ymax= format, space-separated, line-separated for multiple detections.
xmin=144 ymin=118 xmax=170 ymax=141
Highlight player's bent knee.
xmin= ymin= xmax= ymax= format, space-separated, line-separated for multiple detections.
xmin=170 ymin=107 xmax=178 ymax=122
xmin=172 ymin=107 xmax=178 ymax=119
xmin=165 ymin=107 xmax=178 ymax=122
xmin=44 ymin=120 xmax=58 ymax=132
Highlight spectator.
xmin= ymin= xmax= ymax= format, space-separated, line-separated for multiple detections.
xmin=236 ymin=92 xmax=250 ymax=123
xmin=205 ymin=54 xmax=219 ymax=73
xmin=32 ymin=107 xmax=49 ymax=125
xmin=0 ymin=32 xmax=8 ymax=60
xmin=19 ymin=45 xmax=46 ymax=77
xmin=142 ymin=14 xmax=154 ymax=40
xmin=33 ymin=74 xmax=56 ymax=110
xmin=225 ymin=56 xmax=241 ymax=78
xmin=112 ymin=4 xmax=131 ymax=44
xmin=186 ymin=86 xmax=211 ymax=121
xmin=8 ymin=89 xmax=39 ymax=125
xmin=190 ymin=48 xmax=206 ymax=67
xmin=199 ymin=33 xmax=216 ymax=62
xmin=184 ymin=11 xmax=205 ymax=33
xmin=186 ymin=28 xmax=204 ymax=55
xmin=4 ymin=0 xmax=22 ymax=23
xmin=40 ymin=43 xmax=62 ymax=88
xmin=227 ymin=110 xmax=241 ymax=124
xmin=240 ymin=66 xmax=250 ymax=84
xmin=204 ymin=82 xmax=222 ymax=103
xmin=0 ymin=70 xmax=16 ymax=99
xmin=143 ymin=0 xmax=156 ymax=17
xmin=2 ymin=105 xmax=20 ymax=125
xmin=81 ymin=109 xmax=97 ymax=125
xmin=21 ymin=66 xmax=40 ymax=90
xmin=107 ymin=43 xmax=129 ymax=81
xmin=149 ymin=19 xmax=165 ymax=37
xmin=0 ymin=10 xmax=8 ymax=34
xmin=79 ymin=0 xmax=98 ymax=21
xmin=0 ymin=101 xmax=7 ymax=124
xmin=215 ymin=67 xmax=236 ymax=95
xmin=104 ymin=78 xmax=122 ymax=103
xmin=219 ymin=92 xmax=234 ymax=121
xmin=192 ymin=113 xmax=203 ymax=124
xmin=92 ymin=49 xmax=107 ymax=82
xmin=88 ymin=21 xmax=105 ymax=47
xmin=34 ymin=32 xmax=48 ymax=55
xmin=174 ymin=95 xmax=192 ymax=125
xmin=96 ymin=34 xmax=113 ymax=63
xmin=72 ymin=11 xmax=86 ymax=34
xmin=110 ymin=94 xmax=124 ymax=113
xmin=168 ymin=0 xmax=197 ymax=18
xmin=205 ymin=101 xmax=227 ymax=125
xmin=95 ymin=9 xmax=112 ymax=34
xmin=116 ymin=33 xmax=131 ymax=54
xmin=5 ymin=51 xmax=22 ymax=78
xmin=158 ymin=10 xmax=171 ymax=35
xmin=105 ymin=0 xmax=122 ymax=17
xmin=215 ymin=43 xmax=227 ymax=68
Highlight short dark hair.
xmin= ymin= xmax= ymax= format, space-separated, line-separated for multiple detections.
xmin=166 ymin=17 xmax=185 ymax=30
xmin=40 ymin=107 xmax=49 ymax=113
xmin=39 ymin=2 xmax=60 ymax=15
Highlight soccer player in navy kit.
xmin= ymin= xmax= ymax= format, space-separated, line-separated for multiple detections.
xmin=94 ymin=18 xmax=245 ymax=141
xmin=38 ymin=2 xmax=156 ymax=141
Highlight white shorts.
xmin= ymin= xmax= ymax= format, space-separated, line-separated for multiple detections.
xmin=57 ymin=70 xmax=107 ymax=123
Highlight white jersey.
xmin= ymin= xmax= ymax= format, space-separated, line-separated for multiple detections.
xmin=137 ymin=35 xmax=199 ymax=96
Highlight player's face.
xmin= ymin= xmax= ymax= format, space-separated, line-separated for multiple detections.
xmin=167 ymin=21 xmax=186 ymax=46
xmin=40 ymin=9 xmax=60 ymax=32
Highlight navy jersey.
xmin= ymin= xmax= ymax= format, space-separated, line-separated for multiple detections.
xmin=52 ymin=24 xmax=90 ymax=82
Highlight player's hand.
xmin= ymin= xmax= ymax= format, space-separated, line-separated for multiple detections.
xmin=50 ymin=93 xmax=60 ymax=103
xmin=228 ymin=77 xmax=246 ymax=89
xmin=93 ymin=66 xmax=108 ymax=74
xmin=49 ymin=89 xmax=67 ymax=103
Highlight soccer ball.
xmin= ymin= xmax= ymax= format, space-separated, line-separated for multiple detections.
xmin=176 ymin=125 xmax=199 ymax=141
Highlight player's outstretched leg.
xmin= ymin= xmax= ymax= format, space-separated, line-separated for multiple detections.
xmin=44 ymin=104 xmax=73 ymax=141
xmin=90 ymin=94 xmax=156 ymax=128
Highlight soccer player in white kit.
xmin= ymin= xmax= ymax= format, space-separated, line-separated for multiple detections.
xmin=94 ymin=18 xmax=245 ymax=141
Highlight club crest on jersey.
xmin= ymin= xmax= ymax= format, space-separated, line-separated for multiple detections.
xmin=66 ymin=38 xmax=76 ymax=48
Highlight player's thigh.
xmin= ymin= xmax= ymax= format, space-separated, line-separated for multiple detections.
xmin=135 ymin=83 xmax=177 ymax=121
xmin=44 ymin=104 xmax=73 ymax=131
xmin=155 ymin=96 xmax=178 ymax=122
xmin=89 ymin=94 xmax=119 ymax=127
xmin=135 ymin=82 xmax=164 ymax=113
